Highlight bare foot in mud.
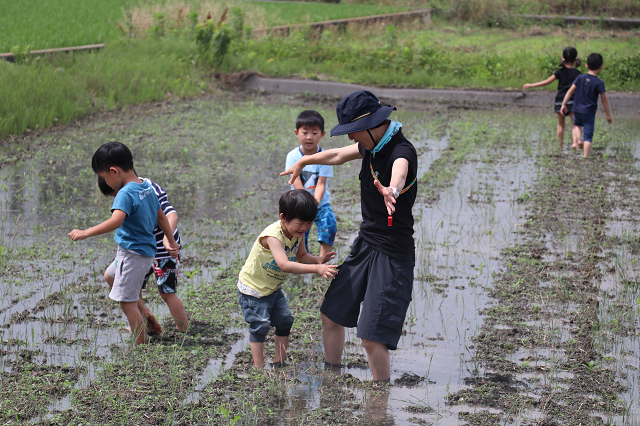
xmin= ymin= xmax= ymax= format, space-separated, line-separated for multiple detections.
xmin=144 ymin=307 xmax=163 ymax=336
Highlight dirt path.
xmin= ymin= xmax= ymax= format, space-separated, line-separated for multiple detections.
xmin=242 ymin=74 xmax=640 ymax=115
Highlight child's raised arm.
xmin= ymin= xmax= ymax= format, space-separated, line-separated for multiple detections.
xmin=157 ymin=209 xmax=180 ymax=257
xmin=523 ymin=75 xmax=557 ymax=89
xmin=600 ymin=93 xmax=612 ymax=123
xmin=68 ymin=210 xmax=127 ymax=241
xmin=263 ymin=236 xmax=337 ymax=280
xmin=561 ymin=84 xmax=577 ymax=115
xmin=313 ymin=176 xmax=328 ymax=205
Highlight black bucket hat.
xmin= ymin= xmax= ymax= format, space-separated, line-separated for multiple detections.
xmin=330 ymin=90 xmax=396 ymax=137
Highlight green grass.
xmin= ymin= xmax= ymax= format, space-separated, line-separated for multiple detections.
xmin=1 ymin=17 xmax=638 ymax=140
xmin=0 ymin=39 xmax=207 ymax=136
xmin=222 ymin=21 xmax=640 ymax=91
xmin=349 ymin=0 xmax=640 ymax=19
xmin=239 ymin=2 xmax=409 ymax=25
xmin=0 ymin=0 xmax=407 ymax=53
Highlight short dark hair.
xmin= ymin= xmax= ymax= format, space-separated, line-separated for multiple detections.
xmin=586 ymin=53 xmax=603 ymax=70
xmin=279 ymin=189 xmax=317 ymax=222
xmin=91 ymin=142 xmax=134 ymax=173
xmin=296 ymin=110 xmax=325 ymax=132
xmin=97 ymin=176 xmax=116 ymax=196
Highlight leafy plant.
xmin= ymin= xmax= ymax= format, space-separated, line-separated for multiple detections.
xmin=11 ymin=45 xmax=30 ymax=65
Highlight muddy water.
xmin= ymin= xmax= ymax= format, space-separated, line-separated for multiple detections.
xmin=0 ymin=101 xmax=540 ymax=424
xmin=266 ymin=144 xmax=539 ymax=425
xmin=6 ymin=97 xmax=638 ymax=424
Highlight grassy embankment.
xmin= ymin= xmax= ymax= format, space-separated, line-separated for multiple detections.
xmin=0 ymin=0 xmax=406 ymax=52
xmin=1 ymin=0 xmax=639 ymax=140
xmin=349 ymin=0 xmax=640 ymax=18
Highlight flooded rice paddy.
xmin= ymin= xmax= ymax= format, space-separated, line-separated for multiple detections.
xmin=1 ymin=93 xmax=640 ymax=425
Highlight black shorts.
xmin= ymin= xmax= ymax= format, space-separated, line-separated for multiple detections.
xmin=320 ymin=236 xmax=414 ymax=350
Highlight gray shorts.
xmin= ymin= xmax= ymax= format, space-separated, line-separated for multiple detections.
xmin=106 ymin=245 xmax=154 ymax=302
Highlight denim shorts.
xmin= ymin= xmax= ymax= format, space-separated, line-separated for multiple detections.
xmin=238 ymin=289 xmax=294 ymax=343
xmin=574 ymin=112 xmax=596 ymax=142
xmin=320 ymin=236 xmax=414 ymax=350
xmin=305 ymin=203 xmax=337 ymax=249
xmin=142 ymin=258 xmax=179 ymax=294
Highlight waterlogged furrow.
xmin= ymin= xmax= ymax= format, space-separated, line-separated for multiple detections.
xmin=448 ymin=122 xmax=640 ymax=425
xmin=2 ymin=96 xmax=638 ymax=425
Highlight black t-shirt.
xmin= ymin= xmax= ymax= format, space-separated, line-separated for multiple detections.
xmin=357 ymin=128 xmax=418 ymax=261
xmin=553 ymin=67 xmax=582 ymax=103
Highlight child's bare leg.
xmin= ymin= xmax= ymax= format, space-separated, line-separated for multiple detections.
xmin=138 ymin=289 xmax=163 ymax=335
xmin=121 ymin=301 xmax=147 ymax=345
xmin=556 ymin=113 xmax=565 ymax=149
xmin=160 ymin=292 xmax=188 ymax=331
xmin=137 ymin=290 xmax=145 ymax=316
xmin=570 ymin=112 xmax=578 ymax=149
xmin=583 ymin=141 xmax=592 ymax=158
xmin=250 ymin=342 xmax=265 ymax=368
xmin=273 ymin=335 xmax=290 ymax=363
xmin=104 ymin=271 xmax=114 ymax=287
xmin=573 ymin=125 xmax=583 ymax=150
xmin=319 ymin=242 xmax=332 ymax=259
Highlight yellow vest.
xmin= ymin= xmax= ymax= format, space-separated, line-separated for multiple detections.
xmin=239 ymin=221 xmax=301 ymax=296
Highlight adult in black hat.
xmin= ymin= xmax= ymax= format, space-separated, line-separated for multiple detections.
xmin=281 ymin=90 xmax=418 ymax=381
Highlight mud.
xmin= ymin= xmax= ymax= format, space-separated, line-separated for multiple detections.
xmin=0 ymin=93 xmax=638 ymax=425
xmin=243 ymin=74 xmax=640 ymax=115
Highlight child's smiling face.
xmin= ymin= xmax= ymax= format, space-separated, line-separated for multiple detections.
xmin=280 ymin=216 xmax=313 ymax=240
xmin=295 ymin=125 xmax=325 ymax=155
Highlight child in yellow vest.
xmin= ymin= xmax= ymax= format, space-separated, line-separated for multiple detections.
xmin=238 ymin=190 xmax=338 ymax=368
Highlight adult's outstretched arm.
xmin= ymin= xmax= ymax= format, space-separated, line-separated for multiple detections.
xmin=280 ymin=143 xmax=362 ymax=185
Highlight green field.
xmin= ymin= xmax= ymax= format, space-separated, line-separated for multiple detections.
xmin=1 ymin=1 xmax=639 ymax=140
xmin=226 ymin=23 xmax=640 ymax=90
xmin=0 ymin=0 xmax=407 ymax=52
xmin=2 ymin=19 xmax=638 ymax=139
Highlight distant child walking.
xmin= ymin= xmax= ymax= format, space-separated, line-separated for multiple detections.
xmin=561 ymin=52 xmax=612 ymax=158
xmin=69 ymin=142 xmax=180 ymax=345
xmin=285 ymin=110 xmax=337 ymax=258
xmin=523 ymin=46 xmax=582 ymax=149
xmin=98 ymin=175 xmax=188 ymax=334
xmin=238 ymin=189 xmax=337 ymax=368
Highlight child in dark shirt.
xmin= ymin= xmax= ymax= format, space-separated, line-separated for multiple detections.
xmin=561 ymin=52 xmax=612 ymax=158
xmin=524 ymin=46 xmax=582 ymax=150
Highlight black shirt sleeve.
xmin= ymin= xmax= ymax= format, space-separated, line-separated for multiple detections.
xmin=390 ymin=142 xmax=418 ymax=184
